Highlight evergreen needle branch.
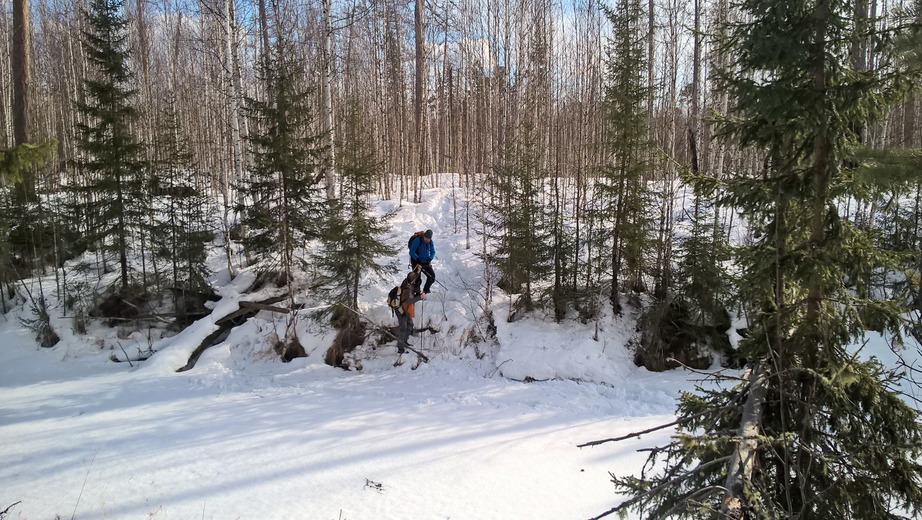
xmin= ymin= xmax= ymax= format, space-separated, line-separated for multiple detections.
xmin=578 ymin=403 xmax=741 ymax=448
xmin=652 ymin=486 xmax=725 ymax=520
xmin=665 ymin=357 xmax=745 ymax=381
xmin=588 ymin=456 xmax=732 ymax=520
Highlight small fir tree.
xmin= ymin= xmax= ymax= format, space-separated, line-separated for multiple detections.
xmin=73 ymin=0 xmax=147 ymax=291
xmin=150 ymin=100 xmax=214 ymax=305
xmin=598 ymin=0 xmax=656 ymax=314
xmin=486 ymin=125 xmax=554 ymax=317
xmin=239 ymin=34 xmax=324 ymax=284
xmin=0 ymin=142 xmax=55 ymax=310
xmin=579 ymin=190 xmax=614 ymax=320
xmin=310 ymin=102 xmax=397 ymax=324
xmin=672 ymin=193 xmax=733 ymax=352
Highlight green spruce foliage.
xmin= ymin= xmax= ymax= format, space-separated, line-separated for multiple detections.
xmin=150 ymin=100 xmax=215 ymax=306
xmin=0 ymin=142 xmax=55 ymax=309
xmin=895 ymin=0 xmax=922 ymax=69
xmin=239 ymin=35 xmax=324 ymax=283
xmin=670 ymin=193 xmax=734 ymax=362
xmin=0 ymin=142 xmax=56 ymax=185
xmin=0 ymin=143 xmax=56 ymax=254
xmin=602 ymin=0 xmax=922 ymax=518
xmin=598 ymin=0 xmax=655 ymax=314
xmin=487 ymin=125 xmax=554 ymax=317
xmin=848 ymin=146 xmax=922 ymax=310
xmin=579 ymin=192 xmax=614 ymax=321
xmin=311 ymin=102 xmax=396 ymax=324
xmin=73 ymin=0 xmax=147 ymax=290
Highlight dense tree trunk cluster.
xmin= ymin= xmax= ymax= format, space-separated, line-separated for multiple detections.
xmin=0 ymin=1 xmax=918 ymax=307
xmin=0 ymin=2 xmax=917 ymax=337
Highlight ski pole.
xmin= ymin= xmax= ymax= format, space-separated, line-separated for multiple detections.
xmin=336 ymin=303 xmax=429 ymax=362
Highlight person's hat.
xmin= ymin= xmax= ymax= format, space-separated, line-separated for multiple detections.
xmin=424 ymin=229 xmax=433 ymax=238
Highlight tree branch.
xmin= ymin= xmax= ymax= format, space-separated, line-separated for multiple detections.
xmin=588 ymin=456 xmax=732 ymax=520
xmin=578 ymin=403 xmax=742 ymax=448
xmin=0 ymin=501 xmax=21 ymax=519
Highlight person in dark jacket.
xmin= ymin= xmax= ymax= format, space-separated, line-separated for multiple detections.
xmin=397 ymin=271 xmax=425 ymax=353
xmin=409 ymin=229 xmax=436 ymax=295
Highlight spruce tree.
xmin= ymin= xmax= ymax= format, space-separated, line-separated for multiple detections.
xmin=598 ymin=1 xmax=922 ymax=518
xmin=73 ymin=0 xmax=147 ymax=291
xmin=0 ymin=142 xmax=56 ymax=268
xmin=578 ymin=186 xmax=617 ymax=327
xmin=671 ymin=194 xmax=733 ymax=358
xmin=150 ymin=100 xmax=214 ymax=307
xmin=486 ymin=125 xmax=554 ymax=317
xmin=239 ymin=33 xmax=324 ymax=285
xmin=598 ymin=0 xmax=655 ymax=315
xmin=0 ymin=142 xmax=55 ymax=309
xmin=310 ymin=102 xmax=396 ymax=324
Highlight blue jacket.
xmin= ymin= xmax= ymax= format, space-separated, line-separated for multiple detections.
xmin=409 ymin=235 xmax=435 ymax=264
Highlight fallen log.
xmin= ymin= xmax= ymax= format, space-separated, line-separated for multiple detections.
xmin=176 ymin=326 xmax=231 ymax=372
xmin=214 ymin=294 xmax=290 ymax=326
xmin=239 ymin=301 xmax=292 ymax=314
xmin=178 ymin=294 xmax=292 ymax=372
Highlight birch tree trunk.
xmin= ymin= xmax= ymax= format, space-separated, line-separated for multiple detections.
xmin=646 ymin=0 xmax=655 ymax=123
xmin=224 ymin=0 xmax=243 ymax=195
xmin=223 ymin=0 xmax=243 ymax=277
xmin=720 ymin=363 xmax=769 ymax=520
xmin=414 ymin=0 xmax=426 ymax=202
xmin=321 ymin=0 xmax=336 ymax=199
xmin=688 ymin=0 xmax=701 ymax=176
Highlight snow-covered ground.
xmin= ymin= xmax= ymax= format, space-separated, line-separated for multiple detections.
xmin=1 ymin=183 xmax=917 ymax=520
xmin=1 ymin=325 xmax=695 ymax=520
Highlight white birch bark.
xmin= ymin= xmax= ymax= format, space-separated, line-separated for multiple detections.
xmin=720 ymin=363 xmax=769 ymax=520
xmin=322 ymin=0 xmax=337 ymax=199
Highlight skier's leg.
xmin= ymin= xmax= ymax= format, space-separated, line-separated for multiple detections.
xmin=422 ymin=264 xmax=435 ymax=293
xmin=397 ymin=314 xmax=410 ymax=352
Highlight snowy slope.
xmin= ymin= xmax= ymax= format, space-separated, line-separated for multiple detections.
xmin=1 ymin=182 xmax=916 ymax=520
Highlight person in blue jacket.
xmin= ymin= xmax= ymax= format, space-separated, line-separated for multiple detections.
xmin=409 ymin=229 xmax=436 ymax=295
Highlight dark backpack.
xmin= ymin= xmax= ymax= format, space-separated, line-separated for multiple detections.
xmin=387 ymin=286 xmax=403 ymax=315
xmin=408 ymin=230 xmax=426 ymax=249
